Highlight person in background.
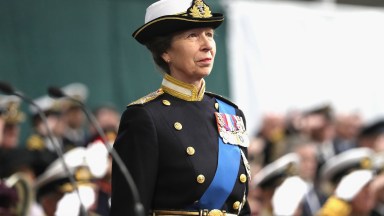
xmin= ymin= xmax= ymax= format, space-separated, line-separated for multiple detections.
xmin=88 ymin=103 xmax=120 ymax=143
xmin=295 ymin=142 xmax=327 ymax=216
xmin=35 ymin=145 xmax=109 ymax=216
xmin=26 ymin=95 xmax=70 ymax=153
xmin=300 ymin=104 xmax=337 ymax=168
xmin=253 ymin=113 xmax=287 ymax=166
xmin=0 ymin=179 xmax=18 ymax=216
xmin=252 ymin=153 xmax=300 ymax=216
xmin=333 ymin=111 xmax=362 ymax=152
xmin=370 ymin=151 xmax=384 ymax=215
xmin=317 ymin=147 xmax=377 ymax=216
xmin=0 ymin=95 xmax=25 ymax=149
xmin=357 ymin=118 xmax=384 ymax=152
xmin=61 ymin=83 xmax=89 ymax=148
xmin=317 ymin=170 xmax=375 ymax=216
xmin=247 ymin=184 xmax=263 ymax=216
xmin=319 ymin=147 xmax=374 ymax=195
xmin=111 ymin=0 xmax=251 ymax=215
xmin=0 ymin=96 xmax=54 ymax=216
xmin=86 ymin=104 xmax=120 ymax=216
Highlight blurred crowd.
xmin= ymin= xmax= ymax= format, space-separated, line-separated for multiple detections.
xmin=1 ymin=82 xmax=384 ymax=216
xmin=0 ymin=83 xmax=120 ymax=216
xmin=248 ymin=104 xmax=384 ymax=216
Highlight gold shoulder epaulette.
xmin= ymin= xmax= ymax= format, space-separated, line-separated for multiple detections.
xmin=128 ymin=89 xmax=164 ymax=106
xmin=205 ymin=91 xmax=238 ymax=108
xmin=26 ymin=134 xmax=45 ymax=150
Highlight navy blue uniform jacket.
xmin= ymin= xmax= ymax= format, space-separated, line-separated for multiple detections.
xmin=110 ymin=75 xmax=250 ymax=215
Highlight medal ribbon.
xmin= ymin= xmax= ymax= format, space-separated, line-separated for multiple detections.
xmin=198 ymin=99 xmax=241 ymax=209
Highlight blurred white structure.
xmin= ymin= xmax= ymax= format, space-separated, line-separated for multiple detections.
xmin=226 ymin=0 xmax=384 ymax=134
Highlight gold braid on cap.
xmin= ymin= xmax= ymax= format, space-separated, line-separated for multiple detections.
xmin=188 ymin=0 xmax=212 ymax=18
xmin=360 ymin=157 xmax=372 ymax=169
xmin=3 ymin=101 xmax=25 ymax=124
xmin=286 ymin=162 xmax=298 ymax=176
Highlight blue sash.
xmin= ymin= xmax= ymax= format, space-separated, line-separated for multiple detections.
xmin=198 ymin=99 xmax=241 ymax=209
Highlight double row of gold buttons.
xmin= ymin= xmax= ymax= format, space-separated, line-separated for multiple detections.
xmin=162 ymin=99 xmax=245 ymax=211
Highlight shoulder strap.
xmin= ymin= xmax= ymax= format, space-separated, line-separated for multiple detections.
xmin=127 ymin=89 xmax=164 ymax=107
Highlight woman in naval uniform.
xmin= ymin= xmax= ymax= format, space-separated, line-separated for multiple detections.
xmin=110 ymin=0 xmax=251 ymax=215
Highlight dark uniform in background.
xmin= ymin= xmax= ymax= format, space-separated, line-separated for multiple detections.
xmin=111 ymin=75 xmax=251 ymax=215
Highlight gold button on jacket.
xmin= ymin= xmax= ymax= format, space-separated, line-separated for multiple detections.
xmin=186 ymin=147 xmax=195 ymax=156
xmin=174 ymin=122 xmax=183 ymax=130
xmin=162 ymin=100 xmax=171 ymax=106
xmin=239 ymin=174 xmax=247 ymax=183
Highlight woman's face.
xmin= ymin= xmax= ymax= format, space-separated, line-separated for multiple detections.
xmin=162 ymin=27 xmax=216 ymax=86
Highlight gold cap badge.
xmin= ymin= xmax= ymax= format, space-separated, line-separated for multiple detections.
xmin=188 ymin=0 xmax=212 ymax=18
xmin=360 ymin=157 xmax=372 ymax=169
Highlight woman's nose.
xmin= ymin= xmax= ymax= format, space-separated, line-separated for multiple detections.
xmin=200 ymin=36 xmax=213 ymax=51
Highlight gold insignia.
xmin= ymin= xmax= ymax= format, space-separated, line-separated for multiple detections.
xmin=60 ymin=183 xmax=75 ymax=193
xmin=360 ymin=157 xmax=372 ymax=169
xmin=60 ymin=182 xmax=94 ymax=193
xmin=3 ymin=101 xmax=25 ymax=124
xmin=52 ymin=100 xmax=64 ymax=111
xmin=233 ymin=201 xmax=241 ymax=210
xmin=75 ymin=167 xmax=92 ymax=181
xmin=189 ymin=0 xmax=212 ymax=18
xmin=26 ymin=135 xmax=45 ymax=150
xmin=270 ymin=129 xmax=285 ymax=143
xmin=128 ymin=89 xmax=164 ymax=106
xmin=286 ymin=162 xmax=297 ymax=176
xmin=106 ymin=131 xmax=117 ymax=142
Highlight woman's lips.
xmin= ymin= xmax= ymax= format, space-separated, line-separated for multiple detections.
xmin=197 ymin=58 xmax=212 ymax=64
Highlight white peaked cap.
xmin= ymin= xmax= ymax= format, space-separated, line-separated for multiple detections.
xmin=335 ymin=170 xmax=374 ymax=201
xmin=253 ymin=153 xmax=300 ymax=188
xmin=320 ymin=147 xmax=374 ymax=184
xmin=272 ymin=176 xmax=309 ymax=216
xmin=61 ymin=82 xmax=88 ymax=102
xmin=132 ymin=0 xmax=224 ymax=44
xmin=145 ymin=0 xmax=192 ymax=23
xmin=29 ymin=95 xmax=59 ymax=114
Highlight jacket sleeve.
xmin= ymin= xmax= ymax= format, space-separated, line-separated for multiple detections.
xmin=110 ymin=105 xmax=159 ymax=215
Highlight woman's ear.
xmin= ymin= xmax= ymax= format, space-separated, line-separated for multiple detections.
xmin=161 ymin=53 xmax=170 ymax=63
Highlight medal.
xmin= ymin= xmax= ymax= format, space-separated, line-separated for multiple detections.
xmin=215 ymin=112 xmax=249 ymax=147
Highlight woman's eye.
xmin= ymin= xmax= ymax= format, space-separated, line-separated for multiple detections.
xmin=188 ymin=33 xmax=197 ymax=38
